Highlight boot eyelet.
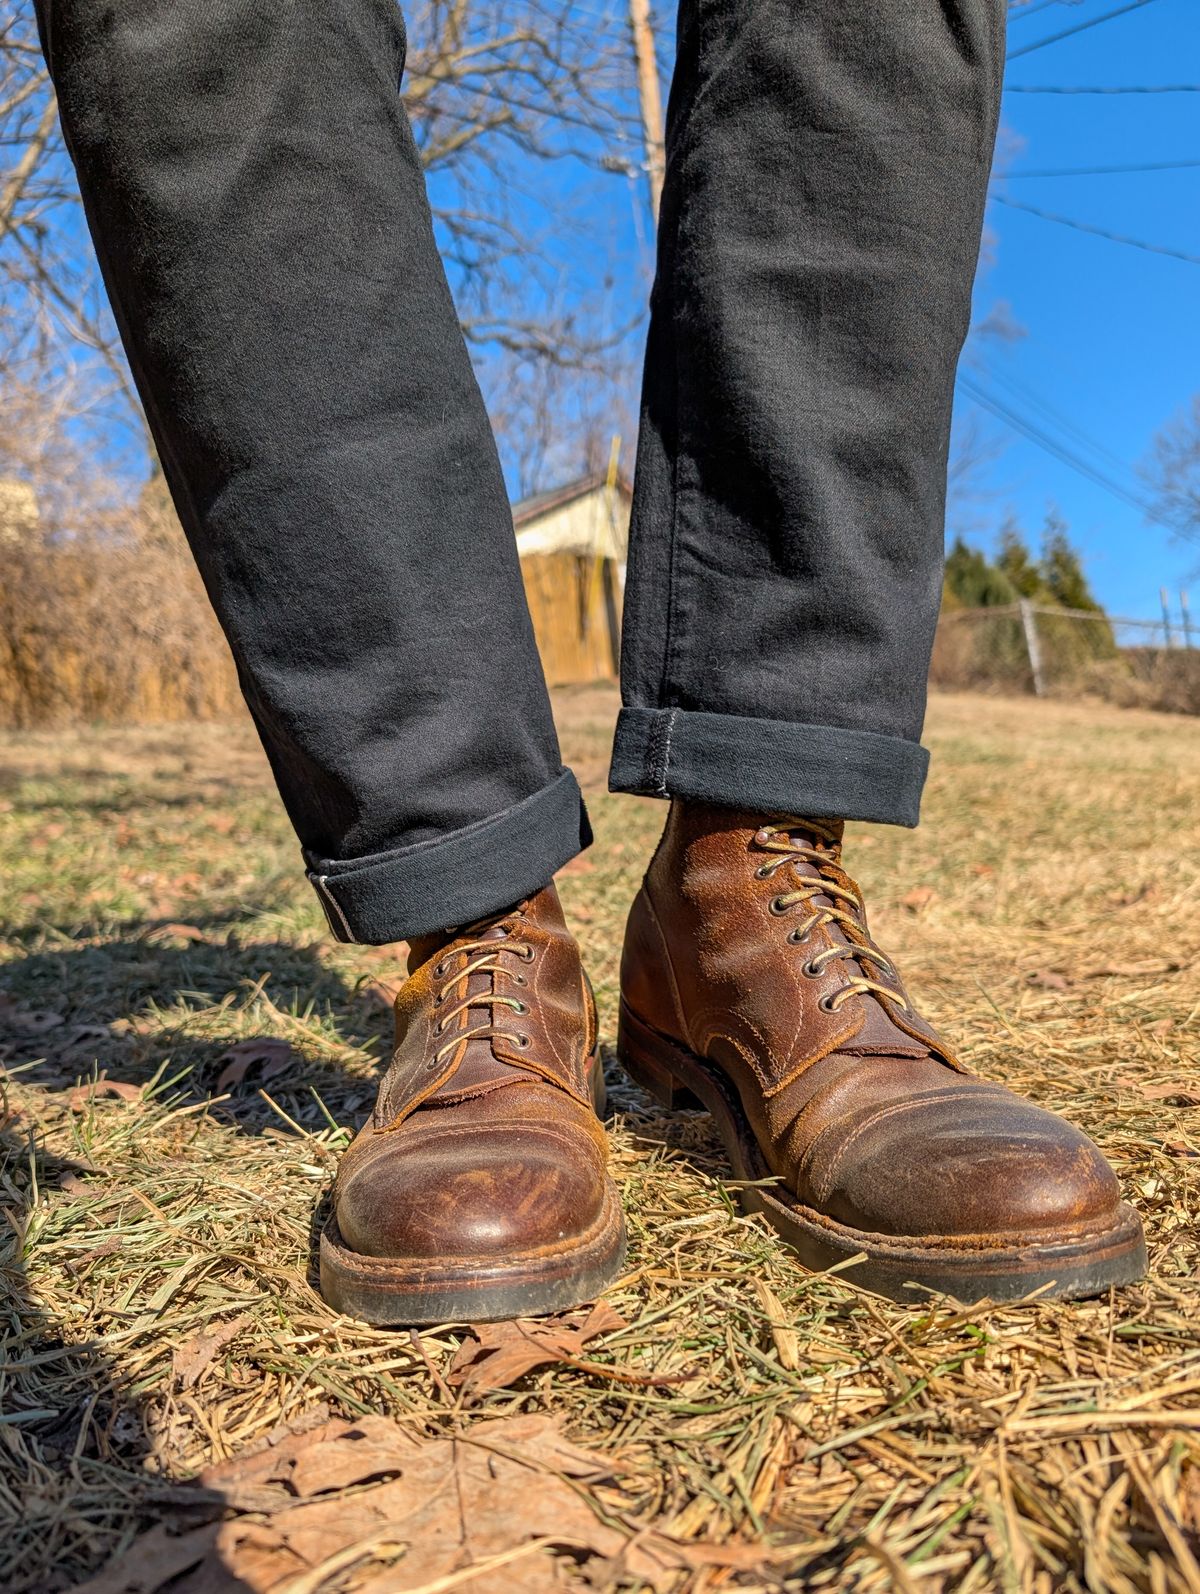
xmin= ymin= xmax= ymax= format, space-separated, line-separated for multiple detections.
xmin=433 ymin=959 xmax=448 ymax=979
xmin=519 ymin=945 xmax=535 ymax=962
xmin=768 ymin=897 xmax=788 ymax=916
xmin=800 ymin=957 xmax=821 ymax=975
xmin=817 ymin=992 xmax=839 ymax=1014
xmin=513 ymin=972 xmax=527 ymax=986
xmin=513 ymin=1000 xmax=527 ymax=1014
xmin=515 ymin=1033 xmax=531 ymax=1048
xmin=754 ymin=864 xmax=773 ymax=879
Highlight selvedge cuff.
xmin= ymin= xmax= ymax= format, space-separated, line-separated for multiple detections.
xmin=608 ymin=706 xmax=929 ymax=827
xmin=305 ymin=768 xmax=592 ymax=944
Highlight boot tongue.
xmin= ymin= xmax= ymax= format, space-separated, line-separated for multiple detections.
xmin=406 ymin=902 xmax=529 ymax=976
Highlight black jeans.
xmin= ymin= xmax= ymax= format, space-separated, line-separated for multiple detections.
xmin=37 ymin=0 xmax=1003 ymax=943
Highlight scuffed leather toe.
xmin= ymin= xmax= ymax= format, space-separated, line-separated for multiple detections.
xmin=335 ymin=1114 xmax=607 ymax=1260
xmin=813 ymin=1089 xmax=1124 ymax=1241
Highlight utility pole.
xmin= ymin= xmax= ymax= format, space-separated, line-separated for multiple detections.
xmin=627 ymin=0 xmax=665 ymax=225
xmin=1160 ymin=587 xmax=1174 ymax=649
xmin=1019 ymin=599 xmax=1046 ymax=698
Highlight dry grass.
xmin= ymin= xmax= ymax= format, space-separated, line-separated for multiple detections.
xmin=1 ymin=684 xmax=1198 ymax=1592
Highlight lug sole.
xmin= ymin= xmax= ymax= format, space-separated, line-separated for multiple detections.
xmin=617 ymin=1000 xmax=1147 ymax=1305
xmin=320 ymin=1049 xmax=625 ymax=1326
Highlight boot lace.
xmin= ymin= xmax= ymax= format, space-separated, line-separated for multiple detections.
xmin=753 ymin=819 xmax=908 ymax=1015
xmin=427 ymin=919 xmax=537 ymax=1071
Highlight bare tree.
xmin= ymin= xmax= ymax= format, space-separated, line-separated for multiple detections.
xmin=0 ymin=0 xmax=639 ymax=481
xmin=1143 ymin=396 xmax=1200 ymax=544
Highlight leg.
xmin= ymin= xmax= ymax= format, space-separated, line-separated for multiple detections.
xmin=37 ymin=0 xmax=623 ymax=1322
xmin=38 ymin=0 xmax=588 ymax=945
xmin=612 ymin=0 xmax=1003 ymax=823
xmin=613 ymin=0 xmax=1146 ymax=1302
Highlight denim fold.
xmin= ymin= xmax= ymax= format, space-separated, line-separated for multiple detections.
xmin=609 ymin=707 xmax=928 ymax=827
xmin=305 ymin=769 xmax=591 ymax=944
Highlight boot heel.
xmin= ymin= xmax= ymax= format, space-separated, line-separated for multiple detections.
xmin=617 ymin=1002 xmax=702 ymax=1111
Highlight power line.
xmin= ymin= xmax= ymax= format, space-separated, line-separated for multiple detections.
xmin=991 ymin=192 xmax=1200 ymax=264
xmin=979 ymin=362 xmax=1134 ymax=473
xmin=1007 ymin=0 xmax=1159 ymax=60
xmin=1004 ymin=83 xmax=1200 ymax=91
xmin=955 ymin=372 xmax=1170 ymax=527
xmin=1009 ymin=0 xmax=1079 ymax=22
xmin=993 ymin=156 xmax=1200 ymax=177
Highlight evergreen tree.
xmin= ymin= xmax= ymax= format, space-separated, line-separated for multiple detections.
xmin=995 ymin=517 xmax=1042 ymax=599
xmin=944 ymin=536 xmax=1018 ymax=608
xmin=1039 ymin=508 xmax=1103 ymax=613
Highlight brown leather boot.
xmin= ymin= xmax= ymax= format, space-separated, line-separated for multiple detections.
xmin=321 ymin=884 xmax=625 ymax=1324
xmin=619 ymin=803 xmax=1145 ymax=1303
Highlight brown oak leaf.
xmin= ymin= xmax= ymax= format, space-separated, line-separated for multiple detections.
xmin=448 ymin=1302 xmax=627 ymax=1396
xmin=214 ymin=1038 xmax=294 ymax=1092
xmin=71 ymin=1412 xmax=769 ymax=1594
xmin=66 ymin=1077 xmax=144 ymax=1111
xmin=173 ymin=1316 xmax=252 ymax=1391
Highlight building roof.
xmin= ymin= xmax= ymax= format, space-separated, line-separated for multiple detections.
xmin=512 ymin=470 xmax=632 ymax=530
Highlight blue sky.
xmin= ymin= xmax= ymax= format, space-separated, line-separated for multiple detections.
xmin=973 ymin=0 xmax=1200 ymax=621
xmin=474 ymin=0 xmax=1199 ymax=622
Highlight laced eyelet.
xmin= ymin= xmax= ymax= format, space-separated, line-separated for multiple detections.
xmin=800 ymin=957 xmax=822 ymax=976
xmin=768 ymin=896 xmax=788 ymax=916
xmin=433 ymin=991 xmax=445 ymax=1006
xmin=513 ymin=1000 xmax=527 ymax=1014
xmin=754 ymin=863 xmax=773 ymax=879
xmin=817 ymin=992 xmax=839 ymax=1014
xmin=518 ymin=944 xmax=535 ymax=962
xmin=433 ymin=959 xmax=448 ymax=979
xmin=434 ymin=1018 xmax=445 ymax=1034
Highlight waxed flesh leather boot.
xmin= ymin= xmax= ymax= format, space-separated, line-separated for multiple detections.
xmin=322 ymin=884 xmax=625 ymax=1323
xmin=618 ymin=803 xmax=1146 ymax=1304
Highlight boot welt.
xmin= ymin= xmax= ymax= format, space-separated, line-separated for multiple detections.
xmin=618 ymin=1001 xmax=1146 ymax=1305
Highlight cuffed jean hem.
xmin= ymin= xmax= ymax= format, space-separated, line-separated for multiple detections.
xmin=608 ymin=707 xmax=929 ymax=827
xmin=303 ymin=768 xmax=592 ymax=944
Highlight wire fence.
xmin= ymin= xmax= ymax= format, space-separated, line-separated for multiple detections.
xmin=929 ymin=601 xmax=1200 ymax=715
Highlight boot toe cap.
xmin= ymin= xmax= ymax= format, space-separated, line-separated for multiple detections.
xmin=335 ymin=1126 xmax=606 ymax=1262
xmin=819 ymin=1093 xmax=1124 ymax=1243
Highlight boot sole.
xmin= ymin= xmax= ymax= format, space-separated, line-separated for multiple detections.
xmin=618 ymin=1001 xmax=1147 ymax=1305
xmin=320 ymin=1053 xmax=627 ymax=1325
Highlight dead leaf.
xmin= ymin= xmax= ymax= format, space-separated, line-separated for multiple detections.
xmin=66 ymin=1077 xmax=144 ymax=1111
xmin=173 ymin=1316 xmax=252 ymax=1390
xmin=148 ymin=922 xmax=208 ymax=944
xmin=72 ymin=1412 xmax=769 ymax=1594
xmin=448 ymin=1302 xmax=627 ymax=1396
xmin=1082 ymin=958 xmax=1183 ymax=980
xmin=214 ymin=1038 xmax=294 ymax=1092
xmin=900 ymin=886 xmax=935 ymax=913
xmin=1114 ymin=1078 xmax=1200 ymax=1107
xmin=1026 ymin=968 xmax=1070 ymax=991
xmin=5 ymin=1005 xmax=66 ymax=1034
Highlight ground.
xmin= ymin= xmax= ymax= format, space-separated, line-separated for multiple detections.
xmin=1 ymin=685 xmax=1198 ymax=1593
